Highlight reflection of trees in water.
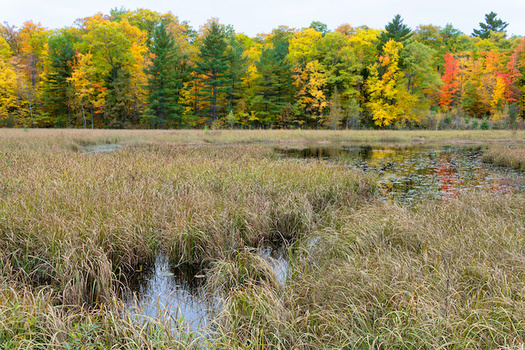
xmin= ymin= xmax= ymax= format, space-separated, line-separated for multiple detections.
xmin=279 ymin=145 xmax=523 ymax=203
xmin=359 ymin=145 xmax=373 ymax=160
xmin=123 ymin=258 xmax=204 ymax=298
xmin=436 ymin=155 xmax=458 ymax=199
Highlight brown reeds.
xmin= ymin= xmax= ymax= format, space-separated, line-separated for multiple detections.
xmin=210 ymin=192 xmax=525 ymax=348
xmin=483 ymin=145 xmax=525 ymax=171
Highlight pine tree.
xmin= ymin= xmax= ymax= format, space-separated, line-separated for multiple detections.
xmin=253 ymin=30 xmax=295 ymax=126
xmin=472 ymin=12 xmax=508 ymax=39
xmin=378 ymin=14 xmax=412 ymax=52
xmin=225 ymin=36 xmax=248 ymax=112
xmin=43 ymin=31 xmax=77 ymax=127
xmin=194 ymin=21 xmax=232 ymax=122
xmin=143 ymin=22 xmax=187 ymax=128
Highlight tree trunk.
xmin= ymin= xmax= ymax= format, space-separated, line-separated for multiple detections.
xmin=28 ymin=98 xmax=34 ymax=128
xmin=82 ymin=104 xmax=86 ymax=128
xmin=68 ymin=106 xmax=72 ymax=128
xmin=90 ymin=102 xmax=94 ymax=129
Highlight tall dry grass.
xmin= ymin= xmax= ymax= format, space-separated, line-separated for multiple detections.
xmin=0 ymin=131 xmax=376 ymax=347
xmin=210 ymin=192 xmax=525 ymax=348
xmin=483 ymin=145 xmax=525 ymax=171
xmin=0 ymin=281 xmax=202 ymax=349
xmin=0 ymin=128 xmax=522 ymax=148
xmin=1 ymin=129 xmax=524 ymax=348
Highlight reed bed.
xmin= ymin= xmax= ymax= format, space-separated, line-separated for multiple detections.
xmin=0 ymin=281 xmax=202 ymax=349
xmin=0 ymin=128 xmax=523 ymax=148
xmin=210 ymin=192 xmax=525 ymax=349
xmin=0 ymin=131 xmax=375 ymax=348
xmin=483 ymin=145 xmax=525 ymax=171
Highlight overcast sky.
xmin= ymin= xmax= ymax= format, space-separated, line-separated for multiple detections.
xmin=2 ymin=0 xmax=525 ymax=37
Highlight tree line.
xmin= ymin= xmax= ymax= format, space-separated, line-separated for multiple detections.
xmin=0 ymin=9 xmax=523 ymax=129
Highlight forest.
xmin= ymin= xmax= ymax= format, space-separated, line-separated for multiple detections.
xmin=1 ymin=9 xmax=524 ymax=129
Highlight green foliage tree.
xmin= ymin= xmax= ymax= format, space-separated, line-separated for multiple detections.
xmin=43 ymin=30 xmax=77 ymax=127
xmin=378 ymin=14 xmax=412 ymax=52
xmin=142 ymin=22 xmax=187 ymax=128
xmin=194 ymin=21 xmax=232 ymax=122
xmin=472 ymin=12 xmax=508 ymax=39
xmin=253 ymin=29 xmax=295 ymax=127
xmin=225 ymin=35 xmax=249 ymax=112
xmin=309 ymin=21 xmax=329 ymax=36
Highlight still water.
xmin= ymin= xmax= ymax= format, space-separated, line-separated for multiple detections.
xmin=120 ymin=255 xmax=209 ymax=329
xmin=121 ymin=246 xmax=289 ymax=330
xmin=279 ymin=145 xmax=525 ymax=204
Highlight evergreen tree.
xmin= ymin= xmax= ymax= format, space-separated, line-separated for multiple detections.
xmin=226 ymin=35 xmax=248 ymax=112
xmin=43 ymin=31 xmax=77 ymax=127
xmin=105 ymin=67 xmax=133 ymax=127
xmin=194 ymin=21 xmax=232 ymax=122
xmin=309 ymin=21 xmax=329 ymax=36
xmin=472 ymin=12 xmax=508 ymax=39
xmin=378 ymin=14 xmax=412 ymax=52
xmin=143 ymin=22 xmax=187 ymax=128
xmin=253 ymin=29 xmax=295 ymax=126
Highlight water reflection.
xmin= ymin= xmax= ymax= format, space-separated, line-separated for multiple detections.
xmin=279 ymin=145 xmax=525 ymax=204
xmin=120 ymin=255 xmax=209 ymax=330
xmin=120 ymin=244 xmax=290 ymax=331
xmin=257 ymin=244 xmax=289 ymax=287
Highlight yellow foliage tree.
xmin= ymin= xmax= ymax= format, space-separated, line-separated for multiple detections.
xmin=366 ymin=40 xmax=402 ymax=126
xmin=0 ymin=50 xmax=17 ymax=125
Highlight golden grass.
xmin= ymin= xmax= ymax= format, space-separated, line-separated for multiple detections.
xmin=483 ymin=145 xmax=525 ymax=171
xmin=1 ymin=129 xmax=525 ymax=348
xmin=0 ymin=128 xmax=523 ymax=148
xmin=211 ymin=193 xmax=525 ymax=348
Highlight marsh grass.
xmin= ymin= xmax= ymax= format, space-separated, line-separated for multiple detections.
xmin=1 ymin=129 xmax=525 ymax=348
xmin=0 ymin=128 xmax=522 ymax=149
xmin=0 ymin=282 xmax=203 ymax=349
xmin=0 ymin=141 xmax=374 ymax=300
xmin=210 ymin=193 xmax=525 ymax=348
xmin=483 ymin=145 xmax=525 ymax=171
xmin=0 ymin=130 xmax=377 ymax=348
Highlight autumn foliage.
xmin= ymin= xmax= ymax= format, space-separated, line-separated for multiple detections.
xmin=0 ymin=11 xmax=524 ymax=129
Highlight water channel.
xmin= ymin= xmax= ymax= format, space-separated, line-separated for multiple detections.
xmin=121 ymin=144 xmax=525 ymax=330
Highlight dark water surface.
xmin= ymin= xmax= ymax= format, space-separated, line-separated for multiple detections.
xmin=278 ymin=145 xmax=525 ymax=204
xmin=121 ymin=145 xmax=524 ymax=329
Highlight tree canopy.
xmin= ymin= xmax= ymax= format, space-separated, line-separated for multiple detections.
xmin=0 ymin=10 xmax=523 ymax=130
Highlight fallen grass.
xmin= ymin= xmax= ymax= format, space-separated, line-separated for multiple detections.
xmin=483 ymin=145 xmax=525 ymax=171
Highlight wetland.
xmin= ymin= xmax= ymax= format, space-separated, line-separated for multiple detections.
xmin=1 ymin=129 xmax=525 ymax=349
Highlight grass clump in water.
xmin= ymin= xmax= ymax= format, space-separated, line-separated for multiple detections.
xmin=483 ymin=145 xmax=525 ymax=171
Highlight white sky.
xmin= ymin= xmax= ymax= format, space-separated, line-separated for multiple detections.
xmin=2 ymin=0 xmax=525 ymax=37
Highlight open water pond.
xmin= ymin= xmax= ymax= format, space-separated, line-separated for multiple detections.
xmin=278 ymin=145 xmax=525 ymax=204
xmin=120 ymin=255 xmax=209 ymax=330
